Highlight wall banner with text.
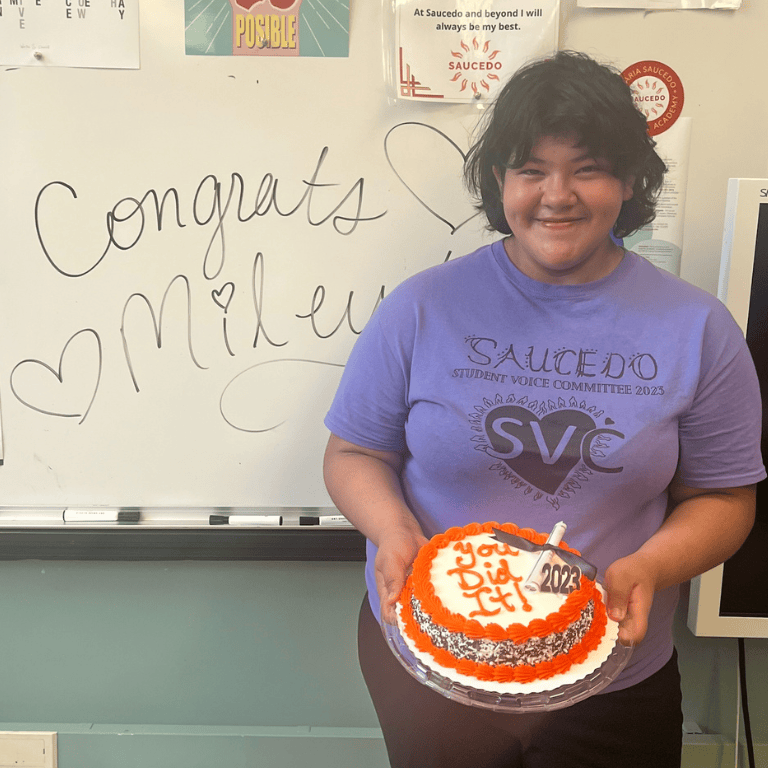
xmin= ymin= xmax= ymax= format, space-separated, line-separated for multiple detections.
xmin=390 ymin=0 xmax=559 ymax=103
xmin=185 ymin=0 xmax=349 ymax=58
xmin=0 ymin=0 xmax=139 ymax=68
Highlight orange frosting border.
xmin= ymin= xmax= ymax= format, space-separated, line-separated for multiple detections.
xmin=399 ymin=521 xmax=608 ymax=683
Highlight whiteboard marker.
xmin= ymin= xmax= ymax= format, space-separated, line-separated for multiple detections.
xmin=0 ymin=508 xmax=66 ymax=524
xmin=209 ymin=514 xmax=282 ymax=526
xmin=63 ymin=508 xmax=140 ymax=523
xmin=299 ymin=514 xmax=352 ymax=526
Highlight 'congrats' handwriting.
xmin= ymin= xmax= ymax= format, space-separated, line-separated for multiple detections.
xmin=34 ymin=146 xmax=386 ymax=280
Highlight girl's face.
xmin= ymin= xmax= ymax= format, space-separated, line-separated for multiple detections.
xmin=493 ymin=134 xmax=634 ymax=285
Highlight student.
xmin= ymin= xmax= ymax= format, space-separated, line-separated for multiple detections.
xmin=323 ymin=51 xmax=765 ymax=767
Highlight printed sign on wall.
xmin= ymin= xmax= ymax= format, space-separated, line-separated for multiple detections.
xmin=393 ymin=0 xmax=559 ymax=102
xmin=0 ymin=0 xmax=139 ymax=68
xmin=185 ymin=0 xmax=349 ymax=57
xmin=620 ymin=61 xmax=690 ymax=276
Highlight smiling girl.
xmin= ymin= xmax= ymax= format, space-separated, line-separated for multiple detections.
xmin=323 ymin=51 xmax=765 ymax=768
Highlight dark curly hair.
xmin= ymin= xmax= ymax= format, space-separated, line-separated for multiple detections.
xmin=464 ymin=51 xmax=667 ymax=239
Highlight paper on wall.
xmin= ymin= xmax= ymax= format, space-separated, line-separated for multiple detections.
xmin=0 ymin=0 xmax=140 ymax=68
xmin=391 ymin=0 xmax=559 ymax=103
xmin=622 ymin=118 xmax=692 ymax=276
xmin=577 ymin=1 xmax=740 ymax=8
xmin=185 ymin=0 xmax=350 ymax=58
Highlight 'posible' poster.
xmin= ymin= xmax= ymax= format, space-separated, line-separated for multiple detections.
xmin=185 ymin=0 xmax=349 ymax=58
xmin=394 ymin=0 xmax=559 ymax=102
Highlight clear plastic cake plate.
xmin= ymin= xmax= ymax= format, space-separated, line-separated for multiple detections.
xmin=383 ymin=585 xmax=633 ymax=713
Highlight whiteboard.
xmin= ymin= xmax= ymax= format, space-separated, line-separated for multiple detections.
xmin=2 ymin=1 xmax=767 ymax=508
xmin=0 ymin=1 xmax=489 ymax=506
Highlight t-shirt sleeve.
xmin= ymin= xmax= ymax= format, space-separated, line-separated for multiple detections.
xmin=324 ymin=296 xmax=413 ymax=454
xmin=678 ymin=303 xmax=766 ymax=489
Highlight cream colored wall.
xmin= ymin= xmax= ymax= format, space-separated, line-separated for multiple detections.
xmin=560 ymin=0 xmax=768 ymax=296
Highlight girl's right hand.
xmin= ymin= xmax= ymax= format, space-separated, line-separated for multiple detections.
xmin=375 ymin=526 xmax=429 ymax=625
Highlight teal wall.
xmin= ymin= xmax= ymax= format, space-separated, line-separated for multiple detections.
xmin=0 ymin=560 xmax=374 ymax=727
xmin=1 ymin=559 xmax=766 ymax=767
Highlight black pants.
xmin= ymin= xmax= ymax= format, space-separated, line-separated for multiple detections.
xmin=358 ymin=595 xmax=683 ymax=768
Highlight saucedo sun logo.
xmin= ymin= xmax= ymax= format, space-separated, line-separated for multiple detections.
xmin=448 ymin=38 xmax=503 ymax=97
xmin=469 ymin=392 xmax=625 ymax=510
xmin=621 ymin=60 xmax=684 ymax=137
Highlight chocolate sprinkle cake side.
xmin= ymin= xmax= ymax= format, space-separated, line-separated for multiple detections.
xmin=410 ymin=596 xmax=595 ymax=668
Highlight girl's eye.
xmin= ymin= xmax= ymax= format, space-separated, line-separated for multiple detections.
xmin=578 ymin=161 xmax=612 ymax=175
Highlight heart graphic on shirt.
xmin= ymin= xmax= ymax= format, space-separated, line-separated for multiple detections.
xmin=384 ymin=122 xmax=479 ymax=235
xmin=483 ymin=405 xmax=602 ymax=495
xmin=10 ymin=328 xmax=103 ymax=424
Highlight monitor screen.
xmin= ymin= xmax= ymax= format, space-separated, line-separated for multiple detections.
xmin=719 ymin=201 xmax=768 ymax=619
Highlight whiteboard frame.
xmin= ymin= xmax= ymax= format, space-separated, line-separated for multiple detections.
xmin=0 ymin=526 xmax=365 ymax=562
xmin=0 ymin=506 xmax=365 ymax=561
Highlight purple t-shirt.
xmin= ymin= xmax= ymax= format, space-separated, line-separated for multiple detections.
xmin=325 ymin=241 xmax=766 ymax=691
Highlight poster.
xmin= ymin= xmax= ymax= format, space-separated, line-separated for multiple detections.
xmin=185 ymin=0 xmax=349 ymax=58
xmin=618 ymin=60 xmax=690 ymax=275
xmin=393 ymin=0 xmax=559 ymax=102
xmin=0 ymin=0 xmax=139 ymax=68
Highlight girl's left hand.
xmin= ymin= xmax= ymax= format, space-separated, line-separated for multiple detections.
xmin=603 ymin=553 xmax=658 ymax=646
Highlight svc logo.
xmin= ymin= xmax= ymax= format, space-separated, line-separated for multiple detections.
xmin=471 ymin=395 xmax=624 ymax=497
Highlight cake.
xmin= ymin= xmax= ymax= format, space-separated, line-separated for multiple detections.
xmin=397 ymin=521 xmax=609 ymax=686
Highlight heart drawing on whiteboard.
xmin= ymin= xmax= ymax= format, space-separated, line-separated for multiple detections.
xmin=10 ymin=328 xmax=103 ymax=424
xmin=211 ymin=282 xmax=235 ymax=313
xmin=384 ymin=122 xmax=479 ymax=235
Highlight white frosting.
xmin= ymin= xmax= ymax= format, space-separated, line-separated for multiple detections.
xmin=429 ymin=531 xmax=576 ymax=626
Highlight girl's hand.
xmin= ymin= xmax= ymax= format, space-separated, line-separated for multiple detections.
xmin=375 ymin=527 xmax=429 ymax=625
xmin=604 ymin=552 xmax=658 ymax=646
